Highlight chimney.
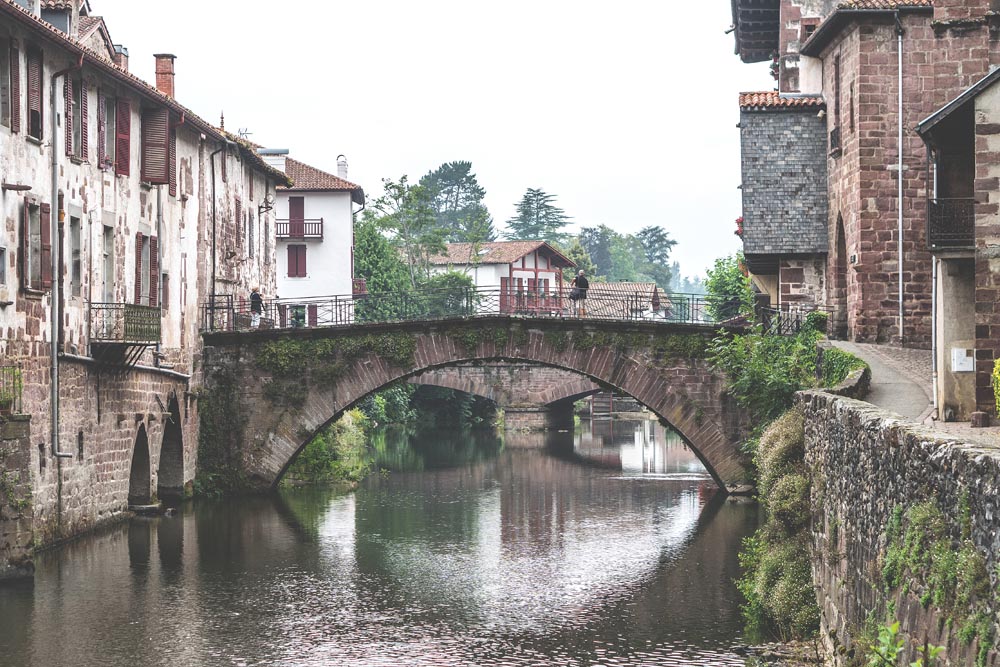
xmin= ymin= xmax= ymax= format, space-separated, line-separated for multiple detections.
xmin=258 ymin=148 xmax=289 ymax=173
xmin=113 ymin=44 xmax=128 ymax=71
xmin=337 ymin=154 xmax=348 ymax=179
xmin=154 ymin=54 xmax=176 ymax=98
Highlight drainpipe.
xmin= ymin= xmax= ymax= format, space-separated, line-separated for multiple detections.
xmin=209 ymin=137 xmax=236 ymax=326
xmin=896 ymin=12 xmax=905 ymax=344
xmin=50 ymin=54 xmax=82 ymax=461
xmin=930 ymin=144 xmax=938 ymax=417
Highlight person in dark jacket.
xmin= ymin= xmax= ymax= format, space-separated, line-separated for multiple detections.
xmin=250 ymin=287 xmax=263 ymax=328
xmin=570 ymin=270 xmax=589 ymax=316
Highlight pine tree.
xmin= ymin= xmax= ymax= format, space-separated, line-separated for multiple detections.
xmin=419 ymin=161 xmax=496 ymax=243
xmin=504 ymin=188 xmax=571 ymax=244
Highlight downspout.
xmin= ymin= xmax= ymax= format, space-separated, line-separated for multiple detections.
xmin=896 ymin=12 xmax=905 ymax=343
xmin=50 ymin=54 xmax=83 ymax=462
xmin=929 ymin=143 xmax=938 ymax=417
xmin=209 ymin=137 xmax=236 ymax=326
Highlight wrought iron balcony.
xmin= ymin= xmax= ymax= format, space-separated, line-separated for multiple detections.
xmin=89 ymin=303 xmax=161 ymax=344
xmin=276 ymin=218 xmax=324 ymax=239
xmin=927 ymin=197 xmax=975 ymax=250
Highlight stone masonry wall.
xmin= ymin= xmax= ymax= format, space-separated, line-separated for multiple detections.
xmin=803 ymin=391 xmax=1000 ymax=666
xmin=409 ymin=364 xmax=600 ymax=408
xmin=779 ymin=257 xmax=827 ymax=305
xmin=973 ymin=83 xmax=1000 ymax=413
xmin=0 ymin=416 xmax=34 ymax=581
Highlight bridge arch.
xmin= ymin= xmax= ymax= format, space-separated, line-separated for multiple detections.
xmin=201 ymin=317 xmax=749 ymax=491
xmin=407 ymin=364 xmax=601 ymax=408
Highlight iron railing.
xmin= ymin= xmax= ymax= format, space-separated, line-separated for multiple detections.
xmin=89 ymin=303 xmax=161 ymax=344
xmin=200 ymin=285 xmax=723 ymax=332
xmin=276 ymin=218 xmax=324 ymax=239
xmin=758 ymin=304 xmax=832 ymax=336
xmin=0 ymin=364 xmax=23 ymax=415
xmin=927 ymin=197 xmax=975 ymax=250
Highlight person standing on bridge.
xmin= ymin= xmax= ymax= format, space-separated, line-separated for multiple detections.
xmin=250 ymin=287 xmax=263 ymax=329
xmin=570 ymin=270 xmax=589 ymax=317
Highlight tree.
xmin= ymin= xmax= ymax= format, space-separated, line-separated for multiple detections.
xmin=505 ymin=188 xmax=571 ymax=244
xmin=353 ymin=216 xmax=411 ymax=295
xmin=578 ymin=225 xmax=616 ymax=278
xmin=705 ymin=252 xmax=755 ymax=321
xmin=419 ymin=161 xmax=496 ymax=244
xmin=635 ymin=226 xmax=676 ymax=288
xmin=367 ymin=176 xmax=445 ymax=288
xmin=561 ymin=238 xmax=599 ymax=281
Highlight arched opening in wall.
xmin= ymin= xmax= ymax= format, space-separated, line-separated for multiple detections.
xmin=833 ymin=215 xmax=849 ymax=339
xmin=157 ymin=395 xmax=185 ymax=503
xmin=128 ymin=425 xmax=152 ymax=507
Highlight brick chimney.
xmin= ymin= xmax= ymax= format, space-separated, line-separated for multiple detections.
xmin=154 ymin=54 xmax=176 ymax=98
xmin=113 ymin=44 xmax=128 ymax=71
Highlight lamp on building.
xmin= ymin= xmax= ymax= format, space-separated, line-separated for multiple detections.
xmin=258 ymin=193 xmax=275 ymax=216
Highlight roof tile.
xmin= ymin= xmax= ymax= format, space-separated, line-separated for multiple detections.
xmin=739 ymin=91 xmax=826 ymax=111
xmin=281 ymin=157 xmax=362 ymax=192
xmin=429 ymin=241 xmax=576 ymax=268
xmin=836 ymin=0 xmax=931 ymax=9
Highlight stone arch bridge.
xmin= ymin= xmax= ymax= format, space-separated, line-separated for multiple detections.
xmin=199 ymin=316 xmax=749 ymax=491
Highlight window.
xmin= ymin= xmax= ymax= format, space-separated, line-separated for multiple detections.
xmin=21 ymin=200 xmax=50 ymax=290
xmin=134 ymin=233 xmax=159 ymax=308
xmin=65 ymin=77 xmax=86 ymax=159
xmin=0 ymin=247 xmax=6 ymax=285
xmin=168 ymin=125 xmax=176 ymax=196
xmin=248 ymin=212 xmax=255 ymax=259
xmin=287 ymin=244 xmax=306 ymax=278
xmin=141 ymin=107 xmax=170 ymax=184
xmin=69 ymin=216 xmax=80 ymax=296
xmin=98 ymin=91 xmax=115 ymax=168
xmin=0 ymin=41 xmax=9 ymax=128
xmin=102 ymin=225 xmax=113 ymax=302
xmin=8 ymin=44 xmax=19 ymax=133
xmin=115 ymin=97 xmax=130 ymax=176
xmin=26 ymin=47 xmax=42 ymax=140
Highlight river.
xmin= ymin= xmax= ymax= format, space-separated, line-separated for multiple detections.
xmin=0 ymin=418 xmax=760 ymax=667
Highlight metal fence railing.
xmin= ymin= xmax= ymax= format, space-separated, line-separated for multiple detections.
xmin=927 ymin=197 xmax=975 ymax=250
xmin=200 ymin=285 xmax=724 ymax=333
xmin=0 ymin=364 xmax=23 ymax=415
xmin=276 ymin=218 xmax=324 ymax=239
xmin=89 ymin=303 xmax=161 ymax=344
xmin=758 ymin=304 xmax=831 ymax=336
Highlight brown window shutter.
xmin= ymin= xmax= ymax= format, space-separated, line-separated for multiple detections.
xmin=134 ymin=232 xmax=143 ymax=304
xmin=40 ymin=203 xmax=51 ymax=289
xmin=287 ymin=245 xmax=295 ymax=277
xmin=141 ymin=107 xmax=170 ymax=184
xmin=168 ymin=126 xmax=177 ymax=197
xmin=26 ymin=49 xmax=42 ymax=139
xmin=80 ymin=80 xmax=88 ymax=160
xmin=149 ymin=235 xmax=159 ymax=308
xmin=9 ymin=46 xmax=19 ymax=134
xmin=20 ymin=201 xmax=29 ymax=289
xmin=97 ymin=90 xmax=106 ymax=166
xmin=64 ymin=78 xmax=73 ymax=156
xmin=115 ymin=98 xmax=130 ymax=176
xmin=298 ymin=245 xmax=306 ymax=277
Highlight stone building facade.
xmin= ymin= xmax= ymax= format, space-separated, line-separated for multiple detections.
xmin=0 ymin=0 xmax=289 ymax=576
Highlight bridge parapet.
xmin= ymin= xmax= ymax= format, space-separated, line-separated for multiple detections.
xmin=199 ymin=316 xmax=749 ymax=491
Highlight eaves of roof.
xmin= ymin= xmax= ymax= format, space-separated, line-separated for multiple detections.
xmin=0 ymin=0 xmax=291 ymax=186
xmin=917 ymin=66 xmax=1000 ymax=137
xmin=800 ymin=3 xmax=933 ymax=57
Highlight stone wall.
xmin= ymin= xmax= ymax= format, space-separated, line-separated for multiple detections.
xmin=0 ymin=416 xmax=34 ymax=581
xmin=409 ymin=364 xmax=600 ymax=408
xmin=803 ymin=390 xmax=1000 ymax=665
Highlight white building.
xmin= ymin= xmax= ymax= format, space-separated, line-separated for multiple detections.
xmin=259 ymin=150 xmax=364 ymax=303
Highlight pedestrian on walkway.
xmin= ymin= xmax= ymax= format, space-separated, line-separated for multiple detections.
xmin=250 ymin=287 xmax=263 ymax=329
xmin=570 ymin=270 xmax=589 ymax=317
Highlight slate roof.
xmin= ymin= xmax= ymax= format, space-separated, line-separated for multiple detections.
xmin=739 ymin=91 xmax=826 ymax=111
xmin=428 ymin=241 xmax=576 ymax=268
xmin=0 ymin=0 xmax=291 ymax=186
xmin=280 ymin=157 xmax=364 ymax=203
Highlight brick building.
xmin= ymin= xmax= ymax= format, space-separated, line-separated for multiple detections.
xmin=731 ymin=0 xmax=1000 ymax=419
xmin=0 ymin=0 xmax=289 ymax=575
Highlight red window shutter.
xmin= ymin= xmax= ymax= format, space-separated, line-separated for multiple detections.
xmin=134 ymin=232 xmax=143 ymax=304
xmin=64 ymin=78 xmax=73 ymax=156
xmin=20 ymin=201 xmax=29 ymax=289
xmin=80 ymin=80 xmax=88 ymax=160
xmin=40 ymin=203 xmax=51 ymax=289
xmin=141 ymin=107 xmax=170 ymax=184
xmin=115 ymin=98 xmax=130 ymax=176
xmin=307 ymin=305 xmax=317 ymax=327
xmin=26 ymin=49 xmax=42 ymax=139
xmin=9 ymin=46 xmax=19 ymax=134
xmin=97 ymin=90 xmax=106 ymax=166
xmin=299 ymin=246 xmax=307 ymax=277
xmin=149 ymin=236 xmax=159 ymax=308
xmin=287 ymin=245 xmax=296 ymax=277
xmin=168 ymin=126 xmax=177 ymax=197
xmin=289 ymin=196 xmax=304 ymax=237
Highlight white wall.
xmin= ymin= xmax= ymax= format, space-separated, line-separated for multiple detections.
xmin=275 ymin=190 xmax=354 ymax=299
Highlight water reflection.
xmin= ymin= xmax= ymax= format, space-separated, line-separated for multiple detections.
xmin=0 ymin=423 xmax=759 ymax=667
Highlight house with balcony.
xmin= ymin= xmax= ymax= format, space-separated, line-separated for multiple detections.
xmin=0 ymin=0 xmax=289 ymax=570
xmin=259 ymin=150 xmax=365 ymax=315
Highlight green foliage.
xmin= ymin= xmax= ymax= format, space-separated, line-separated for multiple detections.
xmin=360 ymin=384 xmax=416 ymax=426
xmin=560 ymin=238 xmax=599 ymax=280
xmin=410 ymin=386 xmax=497 ymax=429
xmin=419 ymin=161 xmax=496 ymax=244
xmin=866 ymin=620 xmax=946 ymax=667
xmin=705 ymin=253 xmax=754 ymax=321
xmin=284 ymin=409 xmax=373 ymax=484
xmin=669 ymin=261 xmax=706 ymax=295
xmin=366 ymin=175 xmax=445 ymax=288
xmin=576 ymin=225 xmax=676 ymax=288
xmin=256 ymin=333 xmax=417 ymax=380
xmin=992 ymin=358 xmax=1000 ymax=417
xmin=755 ymin=407 xmax=805 ymax=498
xmin=0 ymin=368 xmax=23 ymax=411
xmin=416 ymin=270 xmax=477 ymax=318
xmin=504 ymin=188 xmax=571 ymax=244
xmin=821 ymin=347 xmax=868 ymax=387
xmin=353 ymin=215 xmax=412 ymax=297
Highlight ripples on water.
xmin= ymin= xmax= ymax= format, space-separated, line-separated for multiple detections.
xmin=0 ymin=419 xmax=759 ymax=667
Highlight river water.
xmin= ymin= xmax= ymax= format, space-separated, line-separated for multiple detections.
xmin=0 ymin=419 xmax=759 ymax=667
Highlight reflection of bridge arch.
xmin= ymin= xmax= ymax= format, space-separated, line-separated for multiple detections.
xmin=201 ymin=317 xmax=748 ymax=491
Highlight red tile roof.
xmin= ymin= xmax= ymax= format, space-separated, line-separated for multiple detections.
xmin=40 ymin=0 xmax=72 ymax=8
xmin=429 ymin=241 xmax=576 ymax=268
xmin=837 ymin=0 xmax=930 ymax=8
xmin=281 ymin=157 xmax=363 ymax=196
xmin=0 ymin=0 xmax=291 ymax=186
xmin=739 ymin=91 xmax=826 ymax=111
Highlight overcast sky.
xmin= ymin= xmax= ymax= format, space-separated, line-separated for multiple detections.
xmin=96 ymin=0 xmax=773 ymax=280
